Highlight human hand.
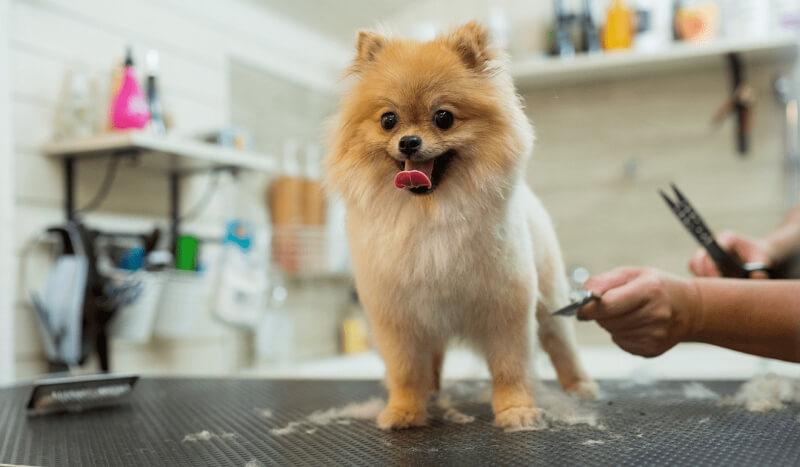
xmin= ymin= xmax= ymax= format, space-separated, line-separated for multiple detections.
xmin=581 ymin=267 xmax=701 ymax=358
xmin=689 ymin=231 xmax=774 ymax=279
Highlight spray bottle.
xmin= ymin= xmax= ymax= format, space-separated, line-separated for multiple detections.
xmin=110 ymin=47 xmax=150 ymax=130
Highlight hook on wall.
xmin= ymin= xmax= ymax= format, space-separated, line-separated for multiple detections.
xmin=711 ymin=53 xmax=755 ymax=156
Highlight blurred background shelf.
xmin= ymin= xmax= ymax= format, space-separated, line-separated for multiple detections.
xmin=511 ymin=35 xmax=799 ymax=89
xmin=43 ymin=131 xmax=277 ymax=174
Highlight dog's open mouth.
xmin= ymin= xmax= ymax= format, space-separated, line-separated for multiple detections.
xmin=393 ymin=150 xmax=456 ymax=195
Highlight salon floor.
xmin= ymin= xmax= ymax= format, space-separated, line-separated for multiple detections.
xmin=245 ymin=345 xmax=800 ymax=381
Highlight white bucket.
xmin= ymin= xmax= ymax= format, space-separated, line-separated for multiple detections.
xmin=108 ymin=271 xmax=165 ymax=342
xmin=153 ymin=270 xmax=210 ymax=338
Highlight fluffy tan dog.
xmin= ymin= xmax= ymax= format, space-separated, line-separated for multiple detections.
xmin=325 ymin=22 xmax=596 ymax=430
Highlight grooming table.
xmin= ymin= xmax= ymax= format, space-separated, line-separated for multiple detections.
xmin=1 ymin=379 xmax=798 ymax=466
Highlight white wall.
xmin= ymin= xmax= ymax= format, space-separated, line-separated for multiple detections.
xmin=9 ymin=0 xmax=350 ymax=379
xmin=0 ymin=0 xmax=16 ymax=384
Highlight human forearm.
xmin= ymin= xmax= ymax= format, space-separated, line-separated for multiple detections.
xmin=688 ymin=279 xmax=800 ymax=362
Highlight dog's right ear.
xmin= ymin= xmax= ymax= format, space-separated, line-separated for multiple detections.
xmin=444 ymin=21 xmax=494 ymax=72
xmin=351 ymin=30 xmax=386 ymax=73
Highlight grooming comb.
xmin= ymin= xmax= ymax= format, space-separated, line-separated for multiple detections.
xmin=27 ymin=373 xmax=139 ymax=415
xmin=552 ymin=290 xmax=600 ymax=318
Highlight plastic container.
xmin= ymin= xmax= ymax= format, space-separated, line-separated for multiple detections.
xmin=108 ymin=271 xmax=165 ymax=342
xmin=56 ymin=69 xmax=95 ymax=140
xmin=603 ymin=0 xmax=634 ymax=50
xmin=153 ymin=271 xmax=210 ymax=338
xmin=110 ymin=47 xmax=150 ymax=130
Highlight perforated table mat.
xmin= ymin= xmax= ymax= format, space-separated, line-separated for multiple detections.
xmin=1 ymin=378 xmax=798 ymax=466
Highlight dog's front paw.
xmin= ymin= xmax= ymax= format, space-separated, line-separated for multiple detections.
xmin=494 ymin=406 xmax=542 ymax=429
xmin=564 ymin=379 xmax=599 ymax=400
xmin=377 ymin=405 xmax=426 ymax=431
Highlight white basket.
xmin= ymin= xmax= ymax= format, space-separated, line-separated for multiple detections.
xmin=108 ymin=271 xmax=165 ymax=342
xmin=153 ymin=270 xmax=211 ymax=338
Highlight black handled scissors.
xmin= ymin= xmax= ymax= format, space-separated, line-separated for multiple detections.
xmin=659 ymin=183 xmax=770 ymax=279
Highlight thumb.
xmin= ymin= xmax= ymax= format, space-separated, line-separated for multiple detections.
xmin=584 ymin=267 xmax=644 ymax=296
xmin=715 ymin=231 xmax=738 ymax=250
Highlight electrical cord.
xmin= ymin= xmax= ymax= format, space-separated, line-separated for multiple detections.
xmin=75 ymin=155 xmax=121 ymax=215
xmin=75 ymin=154 xmax=222 ymax=221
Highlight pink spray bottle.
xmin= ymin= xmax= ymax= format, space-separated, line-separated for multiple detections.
xmin=110 ymin=47 xmax=150 ymax=130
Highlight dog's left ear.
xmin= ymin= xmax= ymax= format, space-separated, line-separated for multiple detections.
xmin=444 ymin=21 xmax=494 ymax=72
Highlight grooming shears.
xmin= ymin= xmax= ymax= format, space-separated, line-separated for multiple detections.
xmin=552 ymin=290 xmax=601 ymax=318
xmin=659 ymin=183 xmax=770 ymax=279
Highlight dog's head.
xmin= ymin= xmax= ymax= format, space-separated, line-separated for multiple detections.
xmin=326 ymin=22 xmax=533 ymax=218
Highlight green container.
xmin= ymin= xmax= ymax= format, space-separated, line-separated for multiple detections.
xmin=175 ymin=235 xmax=199 ymax=271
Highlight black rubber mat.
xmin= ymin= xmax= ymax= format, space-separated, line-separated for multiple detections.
xmin=1 ymin=378 xmax=798 ymax=466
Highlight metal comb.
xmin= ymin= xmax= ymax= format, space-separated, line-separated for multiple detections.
xmin=552 ymin=290 xmax=600 ymax=318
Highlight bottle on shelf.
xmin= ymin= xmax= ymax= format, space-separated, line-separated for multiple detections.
xmin=110 ymin=47 xmax=150 ymax=130
xmin=581 ymin=0 xmax=601 ymax=53
xmin=602 ymin=0 xmax=634 ymax=50
xmin=144 ymin=50 xmax=166 ymax=135
xmin=552 ymin=0 xmax=576 ymax=57
xmin=56 ymin=69 xmax=94 ymax=140
xmin=674 ymin=0 xmax=720 ymax=42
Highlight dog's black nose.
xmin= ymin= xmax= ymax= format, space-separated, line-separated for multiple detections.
xmin=398 ymin=135 xmax=422 ymax=156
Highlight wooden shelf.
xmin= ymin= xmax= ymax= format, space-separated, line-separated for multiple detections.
xmin=43 ymin=131 xmax=277 ymax=173
xmin=511 ymin=35 xmax=799 ymax=90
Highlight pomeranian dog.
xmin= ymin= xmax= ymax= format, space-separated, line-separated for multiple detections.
xmin=325 ymin=22 xmax=596 ymax=430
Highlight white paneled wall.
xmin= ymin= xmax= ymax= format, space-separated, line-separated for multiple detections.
xmin=1 ymin=0 xmax=16 ymax=384
xmin=9 ymin=0 xmax=350 ymax=380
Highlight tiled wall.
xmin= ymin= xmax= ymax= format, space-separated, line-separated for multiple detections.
xmin=7 ymin=0 xmax=346 ymax=380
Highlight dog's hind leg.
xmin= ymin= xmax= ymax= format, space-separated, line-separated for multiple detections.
xmin=525 ymin=189 xmax=597 ymax=398
xmin=535 ymin=261 xmax=598 ymax=399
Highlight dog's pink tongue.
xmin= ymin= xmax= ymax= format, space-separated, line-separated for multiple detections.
xmin=394 ymin=160 xmax=434 ymax=189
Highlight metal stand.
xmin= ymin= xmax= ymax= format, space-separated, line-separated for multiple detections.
xmin=169 ymin=171 xmax=180 ymax=255
xmin=62 ymin=151 xmax=237 ymax=251
xmin=64 ymin=157 xmax=75 ymax=220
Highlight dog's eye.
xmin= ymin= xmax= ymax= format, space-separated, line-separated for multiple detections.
xmin=433 ymin=110 xmax=454 ymax=130
xmin=381 ymin=112 xmax=397 ymax=131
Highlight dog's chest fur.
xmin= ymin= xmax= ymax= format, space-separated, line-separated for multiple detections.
xmin=347 ymin=183 xmax=537 ymax=335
